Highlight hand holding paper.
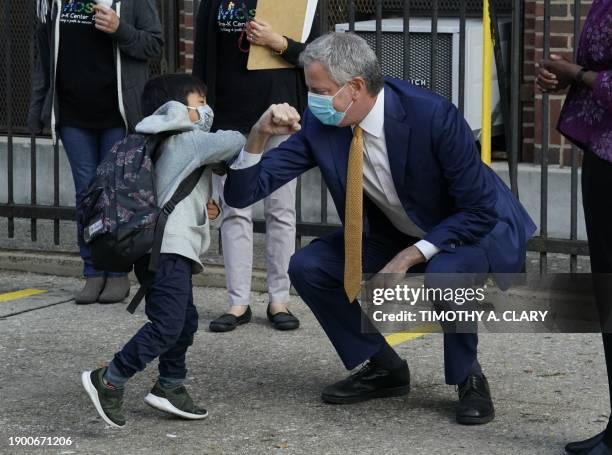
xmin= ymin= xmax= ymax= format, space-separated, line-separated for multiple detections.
xmin=247 ymin=0 xmax=318 ymax=70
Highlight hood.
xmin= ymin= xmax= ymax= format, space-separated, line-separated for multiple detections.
xmin=135 ymin=101 xmax=196 ymax=134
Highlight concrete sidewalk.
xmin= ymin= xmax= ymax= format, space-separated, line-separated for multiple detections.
xmin=0 ymin=269 xmax=609 ymax=455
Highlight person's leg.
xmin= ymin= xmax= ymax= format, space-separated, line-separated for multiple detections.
xmin=261 ymin=135 xmax=297 ymax=315
xmin=142 ymin=276 xmax=207 ymax=420
xmin=82 ymin=254 xmax=192 ymax=427
xmin=288 ymin=229 xmax=409 ymax=369
xmin=290 ymin=229 xmax=414 ymax=404
xmin=424 ymin=246 xmax=489 ymax=386
xmin=105 ymin=254 xmax=193 ymax=384
xmin=580 ymin=150 xmax=612 ymax=449
xmin=263 ymin=180 xmax=297 ymax=306
xmin=219 ymin=174 xmax=254 ymax=313
xmin=96 ymin=127 xmax=132 ymax=302
xmin=98 ymin=126 xmax=125 ymax=161
xmin=424 ymin=245 xmax=492 ymax=424
xmin=158 ymin=278 xmax=199 ymax=387
xmin=59 ymin=127 xmax=104 ymax=278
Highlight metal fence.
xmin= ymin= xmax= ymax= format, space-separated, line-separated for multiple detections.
xmin=0 ymin=0 xmax=179 ymax=245
xmin=0 ymin=0 xmax=590 ymax=272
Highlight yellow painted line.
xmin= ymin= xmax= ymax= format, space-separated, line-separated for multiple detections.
xmin=384 ymin=323 xmax=440 ymax=347
xmin=0 ymin=289 xmax=47 ymax=303
xmin=385 ymin=331 xmax=426 ymax=346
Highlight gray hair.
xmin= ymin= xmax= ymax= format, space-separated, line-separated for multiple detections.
xmin=299 ymin=32 xmax=384 ymax=95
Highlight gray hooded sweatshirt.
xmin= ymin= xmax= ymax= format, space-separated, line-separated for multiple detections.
xmin=135 ymin=101 xmax=245 ymax=273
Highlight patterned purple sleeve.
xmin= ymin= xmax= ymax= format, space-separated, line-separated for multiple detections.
xmin=593 ymin=70 xmax=612 ymax=112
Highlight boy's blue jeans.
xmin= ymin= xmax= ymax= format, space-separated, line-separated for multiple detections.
xmin=59 ymin=126 xmax=126 ymax=278
xmin=109 ymin=254 xmax=199 ymax=382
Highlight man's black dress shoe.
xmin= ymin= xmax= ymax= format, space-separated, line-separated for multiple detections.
xmin=321 ymin=360 xmax=410 ymax=404
xmin=266 ymin=305 xmax=300 ymax=331
xmin=566 ymin=432 xmax=606 ymax=454
xmin=209 ymin=306 xmax=252 ymax=332
xmin=575 ymin=440 xmax=612 ymax=455
xmin=456 ymin=374 xmax=495 ymax=425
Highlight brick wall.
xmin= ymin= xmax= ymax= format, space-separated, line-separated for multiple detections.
xmin=178 ymin=0 xmax=199 ymax=72
xmin=522 ymin=0 xmax=592 ymax=165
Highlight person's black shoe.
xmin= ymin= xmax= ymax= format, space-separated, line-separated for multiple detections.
xmin=209 ymin=306 xmax=251 ymax=332
xmin=321 ymin=360 xmax=410 ymax=404
xmin=566 ymin=431 xmax=606 ymax=454
xmin=456 ymin=373 xmax=495 ymax=425
xmin=266 ymin=305 xmax=300 ymax=331
xmin=578 ymin=440 xmax=612 ymax=455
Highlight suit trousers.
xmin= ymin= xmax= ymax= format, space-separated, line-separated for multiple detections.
xmin=288 ymin=222 xmax=489 ymax=385
xmin=218 ymin=135 xmax=297 ymax=306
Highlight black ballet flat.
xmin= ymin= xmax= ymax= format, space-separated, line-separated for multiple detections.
xmin=266 ymin=305 xmax=300 ymax=331
xmin=209 ymin=306 xmax=252 ymax=332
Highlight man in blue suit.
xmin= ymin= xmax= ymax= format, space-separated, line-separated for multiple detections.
xmin=224 ymin=33 xmax=536 ymax=425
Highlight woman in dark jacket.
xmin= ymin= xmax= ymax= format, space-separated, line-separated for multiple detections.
xmin=538 ymin=1 xmax=612 ymax=453
xmin=29 ymin=0 xmax=162 ymax=304
xmin=193 ymin=0 xmax=318 ymax=332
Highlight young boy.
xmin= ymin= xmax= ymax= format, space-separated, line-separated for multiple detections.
xmin=81 ymin=74 xmax=246 ymax=428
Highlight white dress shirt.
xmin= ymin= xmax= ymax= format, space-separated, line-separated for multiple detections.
xmin=231 ymin=88 xmax=440 ymax=261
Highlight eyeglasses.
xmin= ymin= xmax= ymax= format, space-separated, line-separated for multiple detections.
xmin=237 ymin=2 xmax=251 ymax=53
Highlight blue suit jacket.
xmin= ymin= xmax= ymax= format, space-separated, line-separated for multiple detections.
xmin=225 ymin=77 xmax=537 ymax=274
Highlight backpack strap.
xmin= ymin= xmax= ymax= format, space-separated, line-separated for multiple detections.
xmin=126 ymin=165 xmax=207 ymax=314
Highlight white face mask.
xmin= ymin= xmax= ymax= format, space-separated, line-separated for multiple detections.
xmin=187 ymin=105 xmax=214 ymax=132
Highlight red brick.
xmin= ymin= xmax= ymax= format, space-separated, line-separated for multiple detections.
xmin=534 ymin=33 xmax=570 ymax=49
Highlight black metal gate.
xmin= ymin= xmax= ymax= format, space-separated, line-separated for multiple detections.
xmin=0 ymin=0 xmax=591 ymax=273
xmin=0 ymin=0 xmax=179 ymax=134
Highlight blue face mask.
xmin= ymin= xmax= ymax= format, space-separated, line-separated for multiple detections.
xmin=307 ymin=84 xmax=354 ymax=126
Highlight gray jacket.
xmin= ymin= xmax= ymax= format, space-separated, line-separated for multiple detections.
xmin=135 ymin=101 xmax=246 ymax=273
xmin=28 ymin=0 xmax=163 ymax=140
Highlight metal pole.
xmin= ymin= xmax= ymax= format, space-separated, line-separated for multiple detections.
xmin=509 ymin=0 xmax=522 ymax=197
xmin=481 ymin=0 xmax=493 ymax=165
xmin=540 ymin=0 xmax=551 ymax=273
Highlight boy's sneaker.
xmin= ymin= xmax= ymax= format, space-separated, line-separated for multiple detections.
xmin=144 ymin=381 xmax=208 ymax=420
xmin=81 ymin=367 xmax=126 ymax=428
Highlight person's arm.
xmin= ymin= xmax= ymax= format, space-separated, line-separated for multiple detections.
xmin=93 ymin=1 xmax=163 ymax=61
xmin=224 ymin=104 xmax=314 ymax=208
xmin=537 ymin=54 xmax=611 ymax=110
xmin=422 ymin=100 xmax=498 ymax=251
xmin=590 ymin=71 xmax=612 ymax=112
xmin=28 ymin=20 xmax=50 ymax=135
xmin=247 ymin=16 xmax=320 ymax=67
xmin=183 ymin=129 xmax=247 ymax=167
xmin=282 ymin=15 xmax=321 ymax=66
xmin=376 ymin=101 xmax=498 ymax=276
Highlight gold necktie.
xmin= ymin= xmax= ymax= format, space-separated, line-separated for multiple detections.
xmin=344 ymin=126 xmax=364 ymax=303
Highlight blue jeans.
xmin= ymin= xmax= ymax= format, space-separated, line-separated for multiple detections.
xmin=110 ymin=254 xmax=198 ymax=381
xmin=59 ymin=126 xmax=126 ymax=277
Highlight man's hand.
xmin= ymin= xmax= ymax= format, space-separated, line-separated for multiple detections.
xmin=379 ymin=245 xmax=426 ymax=276
xmin=93 ymin=5 xmax=120 ymax=34
xmin=245 ymin=103 xmax=301 ymax=154
xmin=255 ymin=103 xmax=301 ymax=136
xmin=366 ymin=245 xmax=426 ymax=293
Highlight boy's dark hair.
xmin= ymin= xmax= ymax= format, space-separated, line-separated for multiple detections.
xmin=141 ymin=73 xmax=207 ymax=117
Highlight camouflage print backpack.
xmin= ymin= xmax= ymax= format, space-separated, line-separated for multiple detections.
xmin=79 ymin=133 xmax=204 ymax=313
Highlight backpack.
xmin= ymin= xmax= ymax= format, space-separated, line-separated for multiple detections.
xmin=79 ymin=132 xmax=205 ymax=313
